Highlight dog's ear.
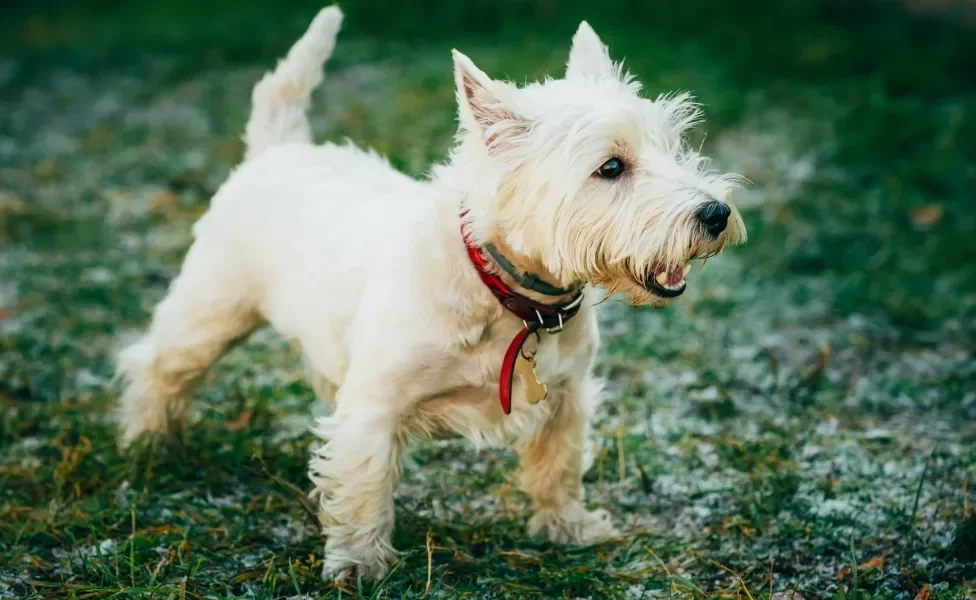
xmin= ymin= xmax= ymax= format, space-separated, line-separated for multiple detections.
xmin=452 ymin=50 xmax=527 ymax=152
xmin=566 ymin=21 xmax=616 ymax=81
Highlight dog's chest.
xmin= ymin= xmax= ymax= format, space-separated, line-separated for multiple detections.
xmin=472 ymin=318 xmax=587 ymax=390
xmin=411 ymin=311 xmax=596 ymax=446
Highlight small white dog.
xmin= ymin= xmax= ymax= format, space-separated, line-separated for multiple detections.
xmin=117 ymin=6 xmax=746 ymax=580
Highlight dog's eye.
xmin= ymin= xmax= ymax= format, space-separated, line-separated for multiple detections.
xmin=596 ymin=158 xmax=625 ymax=179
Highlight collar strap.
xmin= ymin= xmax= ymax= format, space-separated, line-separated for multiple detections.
xmin=462 ymin=226 xmax=584 ymax=332
xmin=482 ymin=243 xmax=580 ymax=297
xmin=462 ymin=221 xmax=585 ymax=416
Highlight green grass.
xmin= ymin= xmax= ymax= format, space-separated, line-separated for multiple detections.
xmin=2 ymin=0 xmax=975 ymax=598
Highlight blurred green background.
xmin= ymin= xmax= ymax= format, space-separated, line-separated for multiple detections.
xmin=1 ymin=1 xmax=974 ymax=599
xmin=4 ymin=0 xmax=976 ymax=324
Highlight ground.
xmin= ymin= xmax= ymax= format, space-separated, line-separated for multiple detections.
xmin=1 ymin=1 xmax=975 ymax=598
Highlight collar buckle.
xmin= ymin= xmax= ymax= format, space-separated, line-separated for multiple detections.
xmin=525 ymin=292 xmax=583 ymax=334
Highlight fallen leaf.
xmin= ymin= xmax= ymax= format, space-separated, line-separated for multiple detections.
xmin=914 ymin=584 xmax=930 ymax=600
xmin=35 ymin=159 xmax=60 ymax=180
xmin=811 ymin=344 xmax=831 ymax=381
xmin=771 ymin=592 xmax=806 ymax=600
xmin=230 ymin=568 xmax=264 ymax=585
xmin=150 ymin=190 xmax=180 ymax=212
xmin=0 ymin=192 xmax=25 ymax=215
xmin=836 ymin=554 xmax=886 ymax=580
xmin=224 ymin=410 xmax=253 ymax=432
xmin=803 ymin=344 xmax=831 ymax=390
xmin=910 ymin=204 xmax=943 ymax=229
xmin=148 ymin=524 xmax=181 ymax=535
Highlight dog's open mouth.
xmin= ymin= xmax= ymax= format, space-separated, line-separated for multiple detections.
xmin=642 ymin=262 xmax=691 ymax=298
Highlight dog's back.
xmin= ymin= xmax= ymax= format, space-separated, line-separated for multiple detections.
xmin=116 ymin=6 xmax=436 ymax=444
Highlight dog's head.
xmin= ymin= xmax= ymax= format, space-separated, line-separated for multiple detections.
xmin=453 ymin=22 xmax=746 ymax=306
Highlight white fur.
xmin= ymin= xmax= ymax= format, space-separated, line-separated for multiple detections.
xmin=117 ymin=6 xmax=745 ymax=580
xmin=244 ymin=7 xmax=344 ymax=160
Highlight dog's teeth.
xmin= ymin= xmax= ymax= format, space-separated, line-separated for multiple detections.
xmin=655 ymin=271 xmax=669 ymax=285
xmin=682 ymin=263 xmax=691 ymax=276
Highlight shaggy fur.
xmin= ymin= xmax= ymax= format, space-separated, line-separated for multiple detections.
xmin=117 ymin=5 xmax=746 ymax=580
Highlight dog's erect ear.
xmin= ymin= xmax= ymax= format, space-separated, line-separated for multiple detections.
xmin=566 ymin=21 xmax=616 ymax=81
xmin=453 ymin=50 xmax=527 ymax=152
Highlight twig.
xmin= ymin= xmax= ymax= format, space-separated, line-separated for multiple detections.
xmin=963 ymin=469 xmax=970 ymax=518
xmin=247 ymin=455 xmax=318 ymax=523
xmin=910 ymin=451 xmax=933 ymax=532
xmin=710 ymin=559 xmax=756 ymax=600
xmin=646 ymin=547 xmax=674 ymax=600
xmin=617 ymin=425 xmax=626 ymax=484
xmin=129 ymin=504 xmax=137 ymax=588
xmin=648 ymin=548 xmax=707 ymax=599
xmin=423 ymin=530 xmax=433 ymax=597
xmin=149 ymin=547 xmax=173 ymax=583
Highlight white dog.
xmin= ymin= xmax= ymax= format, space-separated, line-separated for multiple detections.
xmin=117 ymin=5 xmax=746 ymax=580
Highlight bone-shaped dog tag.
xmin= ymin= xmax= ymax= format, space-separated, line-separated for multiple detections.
xmin=515 ymin=355 xmax=548 ymax=404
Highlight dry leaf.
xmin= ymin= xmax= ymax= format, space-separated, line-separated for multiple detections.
xmin=811 ymin=344 xmax=831 ymax=380
xmin=229 ymin=568 xmax=264 ymax=585
xmin=224 ymin=410 xmax=253 ymax=432
xmin=914 ymin=584 xmax=930 ymax=600
xmin=836 ymin=555 xmax=885 ymax=580
xmin=910 ymin=204 xmax=943 ymax=229
xmin=148 ymin=524 xmax=181 ymax=535
xmin=0 ymin=192 xmax=25 ymax=215
xmin=150 ymin=190 xmax=179 ymax=212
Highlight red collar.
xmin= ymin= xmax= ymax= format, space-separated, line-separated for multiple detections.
xmin=461 ymin=221 xmax=584 ymax=414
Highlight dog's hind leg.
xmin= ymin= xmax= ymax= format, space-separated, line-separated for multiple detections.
xmin=304 ymin=357 xmax=338 ymax=412
xmin=308 ymin=369 xmax=406 ymax=581
xmin=116 ymin=243 xmax=260 ymax=445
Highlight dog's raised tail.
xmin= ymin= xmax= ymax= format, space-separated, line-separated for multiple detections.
xmin=243 ymin=6 xmax=343 ymax=160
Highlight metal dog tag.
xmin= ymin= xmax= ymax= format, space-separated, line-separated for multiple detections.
xmin=515 ymin=355 xmax=548 ymax=404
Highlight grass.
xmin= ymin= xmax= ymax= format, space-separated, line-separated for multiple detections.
xmin=1 ymin=0 xmax=975 ymax=598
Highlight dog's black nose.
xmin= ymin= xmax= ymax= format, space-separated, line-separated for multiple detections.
xmin=697 ymin=201 xmax=731 ymax=237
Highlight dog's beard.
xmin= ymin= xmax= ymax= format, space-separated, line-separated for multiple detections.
xmin=578 ymin=231 xmax=733 ymax=307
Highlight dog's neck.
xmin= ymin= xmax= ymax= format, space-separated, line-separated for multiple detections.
xmin=458 ymin=213 xmax=581 ymax=306
xmin=437 ymin=143 xmax=584 ymax=306
xmin=481 ymin=235 xmax=581 ymax=306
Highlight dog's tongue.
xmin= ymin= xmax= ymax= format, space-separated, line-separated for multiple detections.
xmin=663 ymin=269 xmax=684 ymax=286
xmin=655 ymin=268 xmax=684 ymax=286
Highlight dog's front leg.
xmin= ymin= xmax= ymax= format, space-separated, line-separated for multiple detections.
xmin=308 ymin=398 xmax=402 ymax=580
xmin=517 ymin=376 xmax=619 ymax=546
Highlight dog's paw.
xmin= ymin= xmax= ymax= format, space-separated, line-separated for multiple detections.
xmin=321 ymin=541 xmax=397 ymax=582
xmin=117 ymin=419 xmax=184 ymax=452
xmin=528 ymin=505 xmax=620 ymax=546
xmin=117 ymin=401 xmax=187 ymax=450
xmin=322 ymin=556 xmax=392 ymax=582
